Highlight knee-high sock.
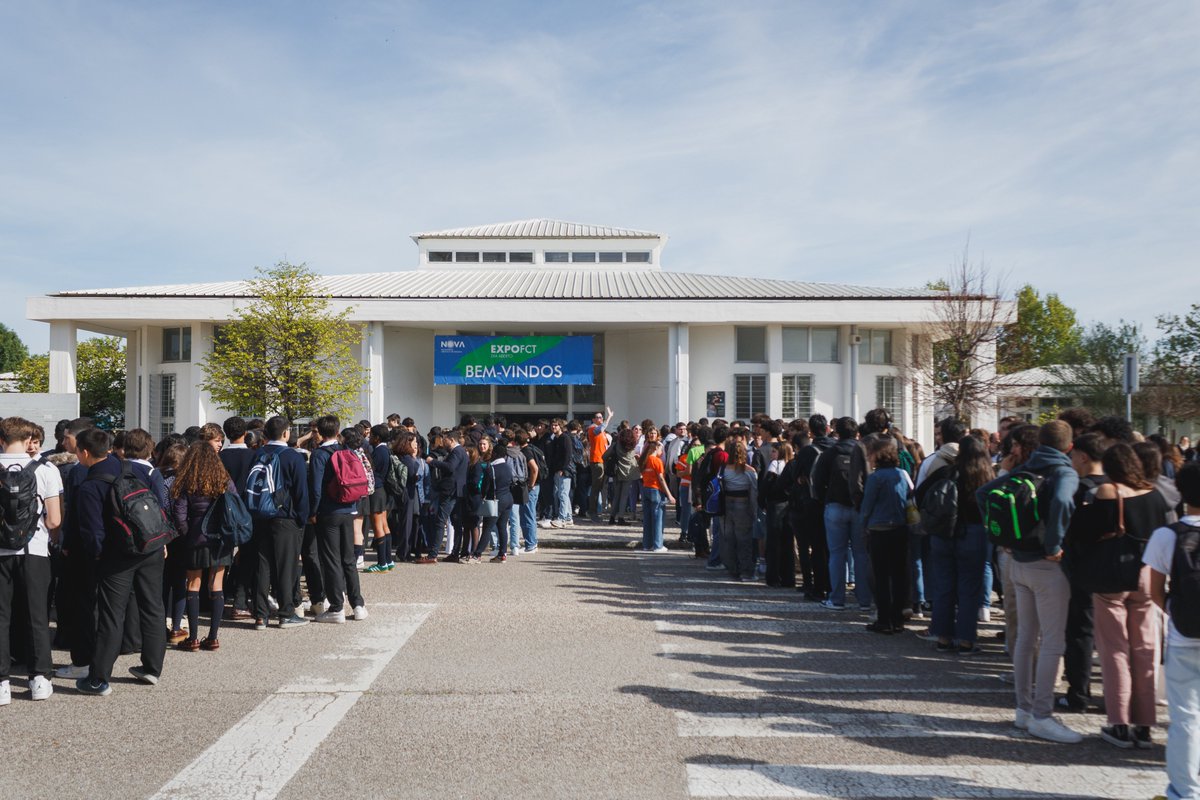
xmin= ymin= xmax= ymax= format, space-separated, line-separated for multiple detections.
xmin=186 ymin=591 xmax=200 ymax=639
xmin=376 ymin=535 xmax=392 ymax=566
xmin=209 ymin=591 xmax=224 ymax=639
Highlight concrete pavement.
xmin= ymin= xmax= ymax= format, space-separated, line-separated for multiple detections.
xmin=2 ymin=545 xmax=1169 ymax=799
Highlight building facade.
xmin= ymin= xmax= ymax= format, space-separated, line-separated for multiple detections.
xmin=27 ymin=219 xmax=994 ymax=446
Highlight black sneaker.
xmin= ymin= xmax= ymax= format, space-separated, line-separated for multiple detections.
xmin=934 ymin=640 xmax=955 ymax=652
xmin=1133 ymin=725 xmax=1153 ymax=749
xmin=865 ymin=621 xmax=893 ymax=635
xmin=1100 ymin=724 xmax=1134 ymax=749
xmin=1055 ymin=695 xmax=1088 ymax=714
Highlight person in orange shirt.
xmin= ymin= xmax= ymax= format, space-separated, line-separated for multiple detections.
xmin=639 ymin=428 xmax=674 ymax=552
xmin=586 ymin=406 xmax=613 ymax=523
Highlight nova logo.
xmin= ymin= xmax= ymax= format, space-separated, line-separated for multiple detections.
xmin=441 ymin=340 xmax=466 ymax=350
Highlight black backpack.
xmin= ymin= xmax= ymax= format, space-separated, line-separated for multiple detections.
xmin=526 ymin=444 xmax=548 ymax=481
xmin=571 ymin=435 xmax=586 ymax=470
xmin=983 ymin=470 xmax=1048 ymax=552
xmin=916 ymin=465 xmax=959 ymax=538
xmin=1169 ymin=521 xmax=1200 ymax=639
xmin=0 ymin=459 xmax=43 ymax=551
xmin=97 ymin=462 xmax=175 ymax=555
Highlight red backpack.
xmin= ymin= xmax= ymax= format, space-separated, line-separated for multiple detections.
xmin=327 ymin=448 xmax=370 ymax=504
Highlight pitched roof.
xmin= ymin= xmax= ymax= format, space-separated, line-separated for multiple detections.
xmin=53 ymin=269 xmax=940 ymax=301
xmin=410 ymin=219 xmax=662 ymax=240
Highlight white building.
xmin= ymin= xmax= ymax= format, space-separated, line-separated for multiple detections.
xmin=26 ymin=219 xmax=998 ymax=446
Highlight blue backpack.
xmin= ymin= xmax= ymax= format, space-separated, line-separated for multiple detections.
xmin=704 ymin=467 xmax=726 ymax=517
xmin=201 ymin=489 xmax=254 ymax=551
xmin=244 ymin=449 xmax=287 ymax=519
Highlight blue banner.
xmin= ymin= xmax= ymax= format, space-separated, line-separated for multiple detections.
xmin=434 ymin=335 xmax=594 ymax=385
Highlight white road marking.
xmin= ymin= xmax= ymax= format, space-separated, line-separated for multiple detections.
xmin=675 ymin=710 xmax=1070 ymax=739
xmin=654 ymin=601 xmax=819 ymax=613
xmin=151 ymin=604 xmax=435 ymax=800
xmin=686 ymin=763 xmax=1162 ymax=798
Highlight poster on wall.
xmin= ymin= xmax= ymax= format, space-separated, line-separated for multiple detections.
xmin=706 ymin=391 xmax=726 ymax=418
xmin=434 ymin=335 xmax=594 ymax=385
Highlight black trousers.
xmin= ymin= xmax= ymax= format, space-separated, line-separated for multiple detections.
xmin=797 ymin=501 xmax=831 ymax=596
xmin=1062 ymin=581 xmax=1095 ymax=704
xmin=764 ymin=502 xmax=796 ymax=587
xmin=230 ymin=534 xmax=258 ymax=612
xmin=255 ymin=517 xmax=302 ymax=620
xmin=389 ymin=501 xmax=415 ymax=562
xmin=121 ymin=588 xmax=141 ymax=654
xmin=300 ymin=522 xmax=325 ymax=605
xmin=63 ymin=548 xmax=99 ymax=668
xmin=92 ymin=551 xmax=166 ymax=683
xmin=315 ymin=514 xmax=361 ymax=613
xmin=0 ymin=554 xmax=53 ymax=680
xmin=867 ymin=527 xmax=910 ymax=627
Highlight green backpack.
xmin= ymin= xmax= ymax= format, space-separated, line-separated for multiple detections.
xmin=983 ymin=470 xmax=1047 ymax=552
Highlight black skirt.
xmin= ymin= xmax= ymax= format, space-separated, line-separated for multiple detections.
xmin=186 ymin=541 xmax=234 ymax=570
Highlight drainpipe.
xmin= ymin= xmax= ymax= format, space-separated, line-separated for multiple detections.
xmin=849 ymin=325 xmax=861 ymax=420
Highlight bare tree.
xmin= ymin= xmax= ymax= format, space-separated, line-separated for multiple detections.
xmin=907 ymin=248 xmax=1011 ymax=424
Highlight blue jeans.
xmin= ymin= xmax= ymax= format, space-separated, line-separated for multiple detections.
xmin=507 ymin=502 xmax=520 ymax=553
xmin=909 ymin=534 xmax=927 ymax=606
xmin=1166 ymin=643 xmax=1200 ymax=800
xmin=825 ymin=502 xmax=872 ymax=607
xmin=980 ymin=540 xmax=995 ymax=608
xmin=520 ymin=484 xmax=539 ymax=550
xmin=928 ymin=523 xmax=987 ymax=644
xmin=641 ymin=487 xmax=665 ymax=550
xmin=553 ymin=473 xmax=573 ymax=523
xmin=707 ymin=516 xmax=723 ymax=567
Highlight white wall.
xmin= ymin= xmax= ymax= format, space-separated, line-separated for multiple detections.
xmin=619 ymin=328 xmax=669 ymax=425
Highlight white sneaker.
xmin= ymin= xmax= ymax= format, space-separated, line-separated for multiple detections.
xmin=0 ymin=680 xmax=9 ymax=706
xmin=355 ymin=556 xmax=365 ymax=570
xmin=548 ymin=520 xmax=563 ymax=528
xmin=652 ymin=546 xmax=669 ymax=553
xmin=1027 ymin=715 xmax=1083 ymax=743
xmin=55 ymin=664 xmax=88 ymax=680
xmin=315 ymin=609 xmax=346 ymax=624
xmin=978 ymin=607 xmax=992 ymax=623
xmin=309 ymin=601 xmax=326 ymax=617
xmin=267 ymin=595 xmax=280 ymax=613
xmin=1014 ymin=708 xmax=1031 ymax=730
xmin=300 ymin=599 xmax=312 ymax=614
xmin=30 ymin=675 xmax=53 ymax=701
xmin=352 ymin=605 xmax=368 ymax=621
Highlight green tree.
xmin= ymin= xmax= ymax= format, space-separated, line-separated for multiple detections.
xmin=13 ymin=337 xmax=127 ymax=428
xmin=199 ymin=262 xmax=365 ymax=420
xmin=1144 ymin=303 xmax=1200 ymax=422
xmin=1050 ymin=321 xmax=1146 ymax=417
xmin=996 ymin=285 xmax=1081 ymax=373
xmin=0 ymin=323 xmax=29 ymax=373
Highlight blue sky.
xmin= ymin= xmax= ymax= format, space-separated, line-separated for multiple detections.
xmin=3 ymin=1 xmax=1198 ymax=353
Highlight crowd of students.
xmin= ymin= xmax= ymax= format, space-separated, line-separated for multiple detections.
xmin=1 ymin=405 xmax=1198 ymax=799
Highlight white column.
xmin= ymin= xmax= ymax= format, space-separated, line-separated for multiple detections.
xmin=48 ymin=321 xmax=77 ymax=394
xmin=139 ymin=325 xmax=151 ymax=429
xmin=362 ymin=322 xmax=385 ymax=423
xmin=767 ymin=324 xmax=782 ymax=418
xmin=124 ymin=331 xmax=139 ymax=428
xmin=670 ymin=323 xmax=690 ymax=422
xmin=848 ymin=324 xmax=861 ymax=421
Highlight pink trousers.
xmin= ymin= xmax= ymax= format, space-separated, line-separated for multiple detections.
xmin=1092 ymin=565 xmax=1159 ymax=726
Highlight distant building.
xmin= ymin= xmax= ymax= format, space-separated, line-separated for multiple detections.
xmin=26 ymin=219 xmax=1005 ymax=445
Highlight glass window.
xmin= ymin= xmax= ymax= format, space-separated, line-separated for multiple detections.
xmin=735 ymin=326 xmax=767 ymax=363
xmin=862 ymin=329 xmax=893 ymax=365
xmin=571 ymin=252 xmax=597 ymax=263
xmin=782 ymin=327 xmax=809 ymax=362
xmin=625 ymin=252 xmax=651 ymax=263
xmin=497 ymin=385 xmax=530 ymax=404
xmin=735 ymin=374 xmax=767 ymax=419
xmin=811 ymin=328 xmax=839 ymax=363
xmin=545 ymin=252 xmax=569 ymax=263
xmin=573 ymin=334 xmax=604 ymax=405
xmin=455 ymin=252 xmax=480 ymax=263
xmin=598 ymin=252 xmax=622 ymax=263
xmin=459 ymin=385 xmax=490 ymax=405
xmin=429 ymin=251 xmax=453 ymax=262
xmin=535 ymin=385 xmax=567 ymax=404
xmin=160 ymin=374 xmax=176 ymax=418
xmin=876 ymin=376 xmax=903 ymax=425
xmin=482 ymin=252 xmax=506 ymax=263
xmin=162 ymin=327 xmax=191 ymax=362
xmin=509 ymin=252 xmax=533 ymax=263
xmin=782 ymin=375 xmax=814 ymax=419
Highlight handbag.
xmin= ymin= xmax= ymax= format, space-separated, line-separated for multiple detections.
xmin=1072 ymin=493 xmax=1143 ymax=595
xmin=481 ymin=498 xmax=499 ymax=518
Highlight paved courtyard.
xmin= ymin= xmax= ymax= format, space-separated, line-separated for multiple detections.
xmin=3 ymin=536 xmax=1168 ymax=799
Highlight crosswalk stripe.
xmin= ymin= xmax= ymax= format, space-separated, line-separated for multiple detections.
xmin=686 ymin=763 xmax=1162 ymax=798
xmin=674 ymin=710 xmax=1083 ymax=739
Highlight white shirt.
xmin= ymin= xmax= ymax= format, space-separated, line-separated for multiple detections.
xmin=1142 ymin=515 xmax=1200 ymax=650
xmin=0 ymin=454 xmax=64 ymax=558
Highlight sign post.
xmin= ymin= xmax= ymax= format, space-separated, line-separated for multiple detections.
xmin=1122 ymin=352 xmax=1139 ymax=423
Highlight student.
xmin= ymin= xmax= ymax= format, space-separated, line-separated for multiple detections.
xmin=604 ymin=428 xmax=639 ymax=526
xmin=53 ymin=417 xmax=99 ymax=681
xmin=813 ymin=417 xmax=872 ymax=610
xmin=426 ymin=430 xmax=468 ymax=563
xmin=858 ymin=436 xmax=911 ymax=634
xmin=73 ymin=428 xmax=168 ymax=696
xmin=251 ymin=416 xmax=310 ymax=628
xmin=170 ymin=441 xmax=236 ymax=651
xmin=719 ymin=440 xmax=756 ymax=576
xmin=790 ymin=415 xmax=833 ymax=602
xmin=515 ymin=429 xmax=542 ymax=554
xmin=586 ymin=406 xmax=614 ymax=522
xmin=546 ymin=419 xmax=575 ymax=528
xmin=978 ymin=420 xmax=1081 ymax=743
xmin=0 ymin=417 xmax=63 ymax=705
xmin=365 ymin=424 xmax=393 ymax=572
xmin=1143 ymin=462 xmax=1200 ymax=800
xmin=308 ymin=415 xmax=366 ymax=623
xmin=639 ymin=436 xmax=674 ymax=554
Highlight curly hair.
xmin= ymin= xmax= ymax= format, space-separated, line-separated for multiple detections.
xmin=170 ymin=440 xmax=230 ymax=499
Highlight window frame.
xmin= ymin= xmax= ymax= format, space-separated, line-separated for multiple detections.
xmin=734 ymin=374 xmax=767 ymax=419
xmin=735 ymin=326 xmax=767 ymax=364
xmin=162 ymin=326 xmax=192 ymax=363
xmin=781 ymin=374 xmax=815 ymax=419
